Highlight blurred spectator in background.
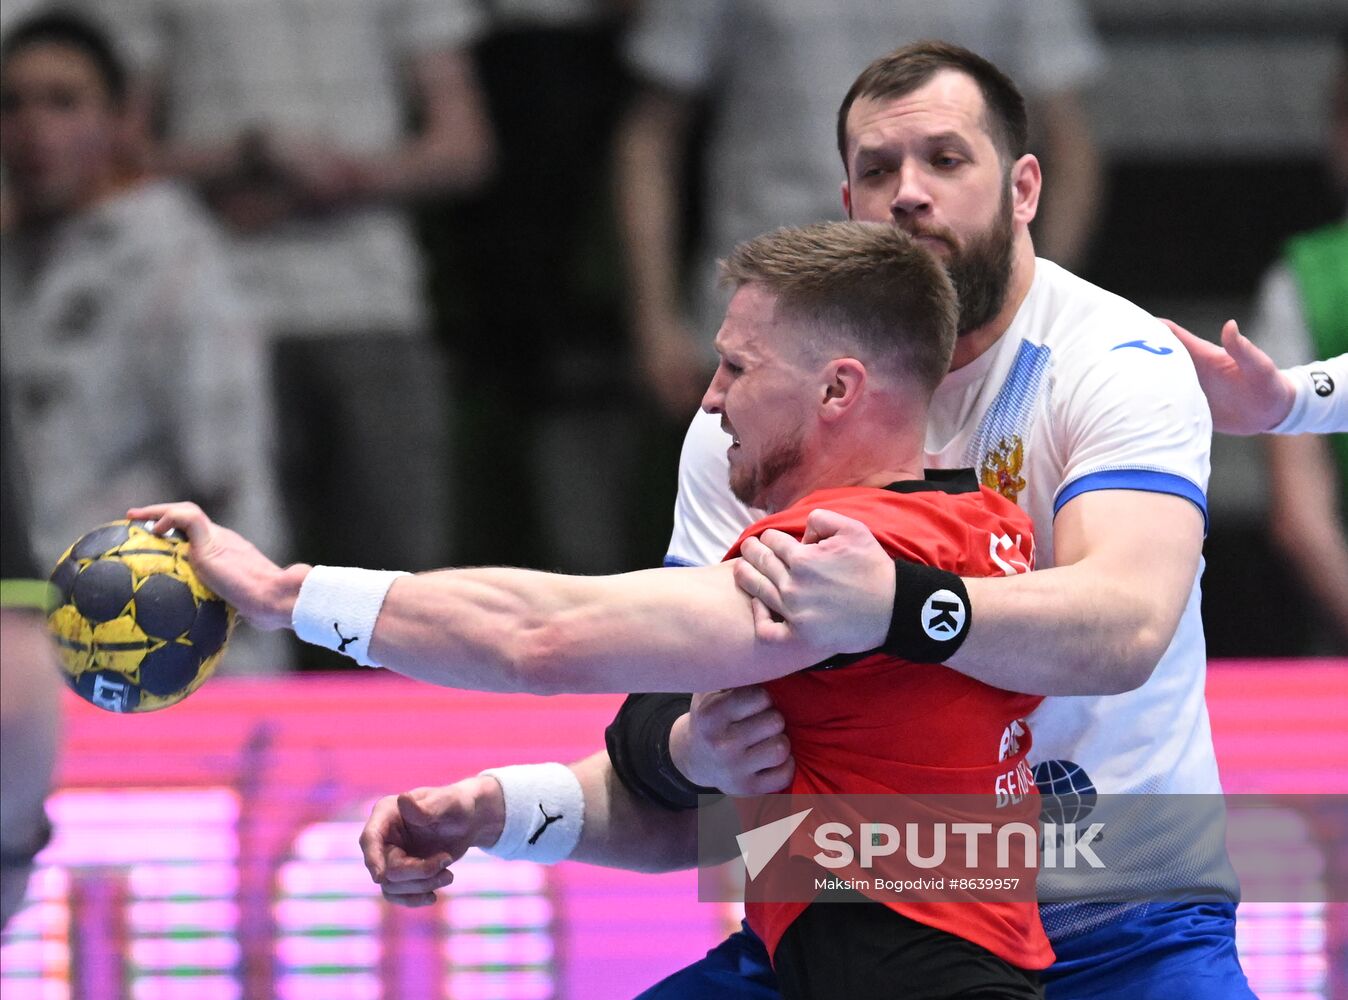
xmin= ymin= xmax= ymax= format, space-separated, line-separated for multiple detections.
xmin=0 ymin=11 xmax=287 ymax=671
xmin=1244 ymin=27 xmax=1348 ymax=652
xmin=71 ymin=0 xmax=496 ymax=666
xmin=0 ymin=0 xmax=46 ymax=228
xmin=431 ymin=0 xmax=644 ymax=574
xmin=0 ymin=385 xmax=61 ymax=931
xmin=0 ymin=0 xmax=45 ymax=220
xmin=613 ymin=0 xmax=1106 ymax=421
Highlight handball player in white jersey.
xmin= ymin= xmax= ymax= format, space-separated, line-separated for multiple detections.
xmin=652 ymin=42 xmax=1251 ymax=1000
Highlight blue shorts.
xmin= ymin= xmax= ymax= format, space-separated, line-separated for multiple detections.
xmin=635 ymin=921 xmax=778 ymax=1000
xmin=1041 ymin=902 xmax=1255 ymax=1000
xmin=635 ymin=903 xmax=1254 ymax=1000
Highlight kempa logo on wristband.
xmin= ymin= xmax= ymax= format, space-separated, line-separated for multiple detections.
xmin=921 ymin=589 xmax=967 ymax=641
xmin=882 ymin=561 xmax=972 ymax=663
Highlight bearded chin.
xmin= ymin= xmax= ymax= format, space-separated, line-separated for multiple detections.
xmin=948 ymin=189 xmax=1016 ymax=336
xmin=730 ymin=432 xmax=806 ymax=511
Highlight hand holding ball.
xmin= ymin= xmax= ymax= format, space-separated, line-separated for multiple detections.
xmin=47 ymin=520 xmax=234 ymax=712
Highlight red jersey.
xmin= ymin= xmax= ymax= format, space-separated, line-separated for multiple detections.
xmin=724 ymin=472 xmax=1053 ymax=971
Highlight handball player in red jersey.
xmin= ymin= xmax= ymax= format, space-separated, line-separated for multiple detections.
xmin=133 ymin=221 xmax=1049 ymax=998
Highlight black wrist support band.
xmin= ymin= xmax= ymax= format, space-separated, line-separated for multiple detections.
xmin=605 ymin=693 xmax=718 ymax=812
xmin=879 ymin=559 xmax=972 ymax=663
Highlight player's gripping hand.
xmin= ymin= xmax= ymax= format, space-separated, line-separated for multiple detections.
xmin=126 ymin=502 xmax=308 ymax=631
xmin=1162 ymin=318 xmax=1295 ymax=435
xmin=734 ymin=508 xmax=894 ymax=653
xmin=670 ymin=687 xmax=795 ymax=795
xmin=360 ymin=777 xmax=506 ymax=907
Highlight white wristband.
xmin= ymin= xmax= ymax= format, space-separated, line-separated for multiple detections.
xmin=291 ymin=566 xmax=408 ymax=666
xmin=479 ymin=763 xmax=584 ymax=864
xmin=1271 ymin=357 xmax=1348 ymax=435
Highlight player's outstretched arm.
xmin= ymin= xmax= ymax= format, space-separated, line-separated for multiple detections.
xmin=361 ymin=751 xmax=700 ymax=907
xmin=128 ymin=502 xmax=825 ymax=694
xmin=738 ymin=490 xmax=1203 ymax=696
xmin=363 ymin=561 xmax=821 ymax=693
xmin=1164 ymin=320 xmax=1345 ymax=435
xmin=1162 ymin=318 xmax=1296 ymax=435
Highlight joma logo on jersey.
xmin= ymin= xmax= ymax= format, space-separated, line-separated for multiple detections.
xmin=1110 ymin=339 xmax=1174 ymax=355
xmin=980 ymin=435 xmax=1026 ymax=503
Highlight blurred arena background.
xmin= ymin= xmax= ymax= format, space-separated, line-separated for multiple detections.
xmin=1 ymin=0 xmax=1345 ymax=996
xmin=0 ymin=665 xmax=1344 ymax=999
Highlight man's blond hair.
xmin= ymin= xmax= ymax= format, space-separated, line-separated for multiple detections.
xmin=720 ymin=221 xmax=958 ymax=394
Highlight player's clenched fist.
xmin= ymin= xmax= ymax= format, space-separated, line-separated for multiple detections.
xmin=359 ymin=777 xmax=506 ymax=907
xmin=735 ymin=508 xmax=894 ymax=653
xmin=670 ymin=686 xmax=795 ymax=795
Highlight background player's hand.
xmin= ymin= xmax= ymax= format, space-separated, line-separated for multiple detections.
xmin=1162 ymin=318 xmax=1296 ymax=435
xmin=734 ymin=509 xmax=894 ymax=654
xmin=360 ymin=777 xmax=506 ymax=907
xmin=670 ymin=687 xmax=794 ymax=794
xmin=126 ymin=502 xmax=308 ymax=631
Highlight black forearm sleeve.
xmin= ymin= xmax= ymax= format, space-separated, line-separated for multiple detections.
xmin=605 ymin=692 xmax=719 ymax=811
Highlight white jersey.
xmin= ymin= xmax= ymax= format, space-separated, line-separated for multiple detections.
xmin=668 ymin=259 xmax=1221 ymax=802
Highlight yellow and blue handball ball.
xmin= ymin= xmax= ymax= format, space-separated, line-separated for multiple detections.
xmin=46 ymin=519 xmax=235 ymax=713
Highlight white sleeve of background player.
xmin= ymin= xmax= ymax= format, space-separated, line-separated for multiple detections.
xmin=665 ymin=410 xmax=759 ymax=568
xmin=1248 ymin=263 xmax=1312 ymax=368
xmin=1050 ymin=314 xmax=1212 ymax=529
xmin=1273 ymin=355 xmax=1348 ymax=435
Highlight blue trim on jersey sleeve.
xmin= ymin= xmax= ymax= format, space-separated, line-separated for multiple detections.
xmin=1054 ymin=469 xmax=1208 ymax=532
xmin=663 ymin=554 xmax=700 ymax=568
